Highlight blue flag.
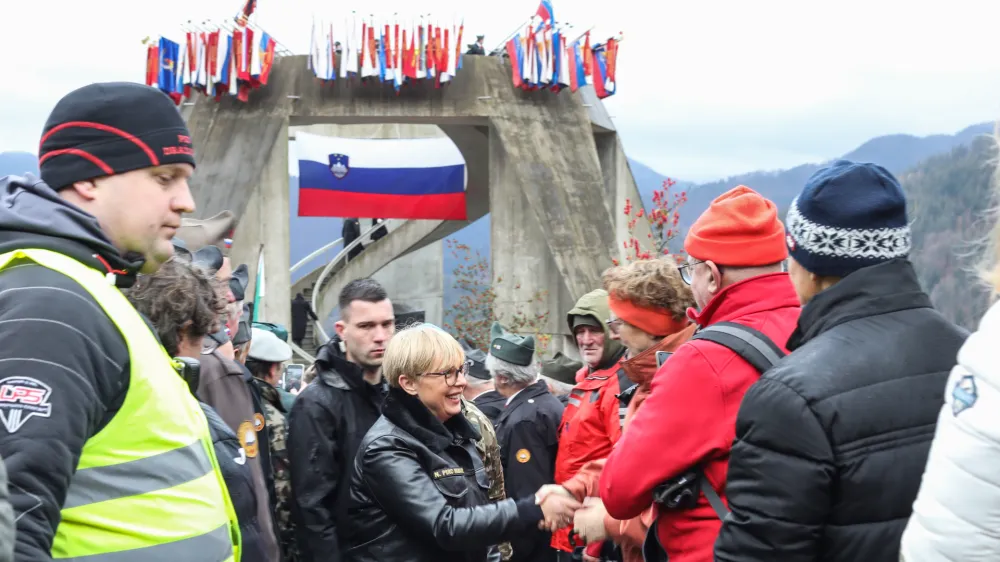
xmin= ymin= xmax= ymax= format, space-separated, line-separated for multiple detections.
xmin=158 ymin=38 xmax=180 ymax=95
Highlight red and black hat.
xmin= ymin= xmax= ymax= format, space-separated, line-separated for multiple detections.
xmin=38 ymin=82 xmax=196 ymax=189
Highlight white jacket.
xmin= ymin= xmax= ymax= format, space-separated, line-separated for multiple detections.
xmin=900 ymin=300 xmax=1000 ymax=561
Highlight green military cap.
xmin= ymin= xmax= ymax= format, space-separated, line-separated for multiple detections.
xmin=253 ymin=322 xmax=289 ymax=343
xmin=489 ymin=321 xmax=535 ymax=367
xmin=540 ymin=352 xmax=583 ymax=385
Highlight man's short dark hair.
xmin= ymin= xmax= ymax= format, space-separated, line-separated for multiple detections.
xmin=338 ymin=278 xmax=389 ymax=319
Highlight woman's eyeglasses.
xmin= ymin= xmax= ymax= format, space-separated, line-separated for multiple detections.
xmin=423 ymin=360 xmax=474 ymax=386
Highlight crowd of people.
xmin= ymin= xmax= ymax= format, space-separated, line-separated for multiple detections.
xmin=0 ymin=81 xmax=995 ymax=562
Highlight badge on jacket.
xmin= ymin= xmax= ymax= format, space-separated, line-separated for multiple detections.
xmin=516 ymin=449 xmax=531 ymax=463
xmin=239 ymin=421 xmax=259 ymax=457
xmin=952 ymin=375 xmax=977 ymax=416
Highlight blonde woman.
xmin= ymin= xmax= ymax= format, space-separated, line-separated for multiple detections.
xmin=899 ymin=149 xmax=1000 ymax=561
xmin=342 ymin=324 xmax=581 ymax=562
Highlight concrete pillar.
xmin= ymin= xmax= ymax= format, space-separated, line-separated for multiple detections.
xmin=595 ymin=132 xmax=655 ymax=260
xmin=489 ymin=127 xmax=576 ymax=359
xmin=233 ymin=121 xmax=292 ymax=331
xmin=371 ymin=243 xmax=444 ymax=326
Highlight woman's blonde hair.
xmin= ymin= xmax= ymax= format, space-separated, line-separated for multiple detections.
xmin=382 ymin=323 xmax=466 ymax=388
xmin=601 ymin=258 xmax=696 ymax=320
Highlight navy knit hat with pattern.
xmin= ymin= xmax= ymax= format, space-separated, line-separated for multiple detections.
xmin=39 ymin=82 xmax=195 ymax=190
xmin=785 ymin=159 xmax=910 ymax=278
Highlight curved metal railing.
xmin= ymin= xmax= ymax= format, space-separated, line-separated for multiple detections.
xmin=309 ymin=220 xmax=396 ymax=344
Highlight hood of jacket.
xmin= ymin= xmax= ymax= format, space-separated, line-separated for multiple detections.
xmin=621 ymin=323 xmax=697 ymax=386
xmin=0 ymin=174 xmax=143 ymax=287
xmin=788 ymin=258 xmax=932 ymax=350
xmin=567 ymin=288 xmax=624 ymax=368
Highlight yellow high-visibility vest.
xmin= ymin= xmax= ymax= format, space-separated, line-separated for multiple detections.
xmin=0 ymin=249 xmax=241 ymax=561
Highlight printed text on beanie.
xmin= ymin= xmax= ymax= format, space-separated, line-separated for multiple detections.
xmin=38 ymin=82 xmax=195 ymax=190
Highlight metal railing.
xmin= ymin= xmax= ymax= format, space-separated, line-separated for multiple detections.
xmin=308 ymin=220 xmax=398 ymax=343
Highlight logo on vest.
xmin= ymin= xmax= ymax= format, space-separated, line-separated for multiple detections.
xmin=0 ymin=376 xmax=53 ymax=433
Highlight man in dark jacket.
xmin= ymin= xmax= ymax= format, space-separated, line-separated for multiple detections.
xmin=291 ymin=292 xmax=319 ymax=348
xmin=288 ymin=278 xmax=395 ymax=562
xmin=460 ymin=340 xmax=505 ymax=424
xmin=0 ymin=83 xmax=237 ymax=560
xmin=488 ymin=322 xmax=565 ymax=562
xmin=714 ymin=161 xmax=969 ymax=562
xmin=341 ymin=218 xmax=363 ymax=262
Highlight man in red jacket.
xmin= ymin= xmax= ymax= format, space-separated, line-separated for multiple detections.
xmin=551 ymin=289 xmax=626 ymax=560
xmin=599 ymin=185 xmax=801 ymax=562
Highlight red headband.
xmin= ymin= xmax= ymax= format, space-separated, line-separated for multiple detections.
xmin=608 ymin=296 xmax=689 ymax=337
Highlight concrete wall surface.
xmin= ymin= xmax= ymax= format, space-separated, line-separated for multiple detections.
xmin=186 ymin=54 xmax=646 ymax=353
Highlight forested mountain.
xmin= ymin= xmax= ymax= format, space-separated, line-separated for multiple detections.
xmin=671 ymin=123 xmax=993 ymax=233
xmin=901 ymin=136 xmax=997 ymax=330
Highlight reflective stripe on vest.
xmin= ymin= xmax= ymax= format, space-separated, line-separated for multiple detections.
xmin=0 ymin=250 xmax=241 ymax=562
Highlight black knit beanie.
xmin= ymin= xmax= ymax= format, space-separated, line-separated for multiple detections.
xmin=39 ymin=82 xmax=196 ymax=190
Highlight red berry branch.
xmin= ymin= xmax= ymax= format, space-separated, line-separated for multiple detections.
xmin=612 ymin=177 xmax=688 ymax=266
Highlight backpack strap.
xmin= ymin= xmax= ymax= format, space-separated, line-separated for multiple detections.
xmin=690 ymin=321 xmax=787 ymax=374
xmin=689 ymin=322 xmax=787 ymax=520
xmin=700 ymin=476 xmax=729 ymax=519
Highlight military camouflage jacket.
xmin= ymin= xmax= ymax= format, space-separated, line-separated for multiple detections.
xmin=462 ymin=398 xmax=513 ymax=561
xmin=255 ymin=378 xmax=298 ymax=561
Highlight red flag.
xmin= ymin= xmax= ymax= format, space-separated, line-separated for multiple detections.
xmin=426 ymin=23 xmax=436 ymax=74
xmin=394 ymin=23 xmax=400 ymax=71
xmin=368 ymin=24 xmax=377 ymax=69
xmin=145 ymin=44 xmax=159 ymax=86
xmin=506 ymin=38 xmax=522 ymax=89
xmin=260 ymin=37 xmax=277 ymax=85
xmin=384 ymin=24 xmax=392 ymax=69
xmin=360 ymin=22 xmax=367 ymax=72
xmin=605 ymin=38 xmax=618 ymax=85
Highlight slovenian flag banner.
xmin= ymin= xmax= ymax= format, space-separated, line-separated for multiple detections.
xmin=296 ymin=132 xmax=468 ymax=220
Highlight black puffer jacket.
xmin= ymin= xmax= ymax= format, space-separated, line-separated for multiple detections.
xmin=288 ymin=344 xmax=387 ymax=562
xmin=342 ymin=387 xmax=543 ymax=562
xmin=201 ymin=404 xmax=266 ymax=562
xmin=715 ymin=259 xmax=969 ymax=562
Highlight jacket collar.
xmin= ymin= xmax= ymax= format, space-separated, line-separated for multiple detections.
xmin=254 ymin=377 xmax=285 ymax=413
xmin=591 ymin=346 xmax=626 ymax=373
xmin=381 ymin=386 xmax=481 ymax=453
xmin=788 ymin=258 xmax=931 ymax=350
xmin=621 ymin=323 xmax=697 ymax=386
xmin=689 ymin=272 xmax=800 ymax=328
xmin=497 ymin=380 xmax=550 ymax=424
xmin=317 ymin=347 xmax=374 ymax=391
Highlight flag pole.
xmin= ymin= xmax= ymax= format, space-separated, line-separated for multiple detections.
xmin=251 ymin=243 xmax=266 ymax=322
xmin=489 ymin=18 xmax=532 ymax=55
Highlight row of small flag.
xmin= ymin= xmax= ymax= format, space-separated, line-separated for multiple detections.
xmin=506 ymin=26 xmax=619 ymax=97
xmin=308 ymin=15 xmax=466 ymax=90
xmin=144 ymin=24 xmax=280 ymax=104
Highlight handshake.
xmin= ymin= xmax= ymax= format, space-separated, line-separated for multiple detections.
xmin=533 ymin=485 xmax=608 ymax=545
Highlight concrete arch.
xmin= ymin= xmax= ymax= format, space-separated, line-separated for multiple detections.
xmin=184 ymin=54 xmax=651 ymax=354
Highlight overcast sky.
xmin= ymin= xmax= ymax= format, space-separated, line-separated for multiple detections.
xmin=1 ymin=0 xmax=998 ymax=182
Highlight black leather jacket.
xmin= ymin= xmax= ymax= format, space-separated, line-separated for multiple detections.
xmin=342 ymin=387 xmax=543 ymax=562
